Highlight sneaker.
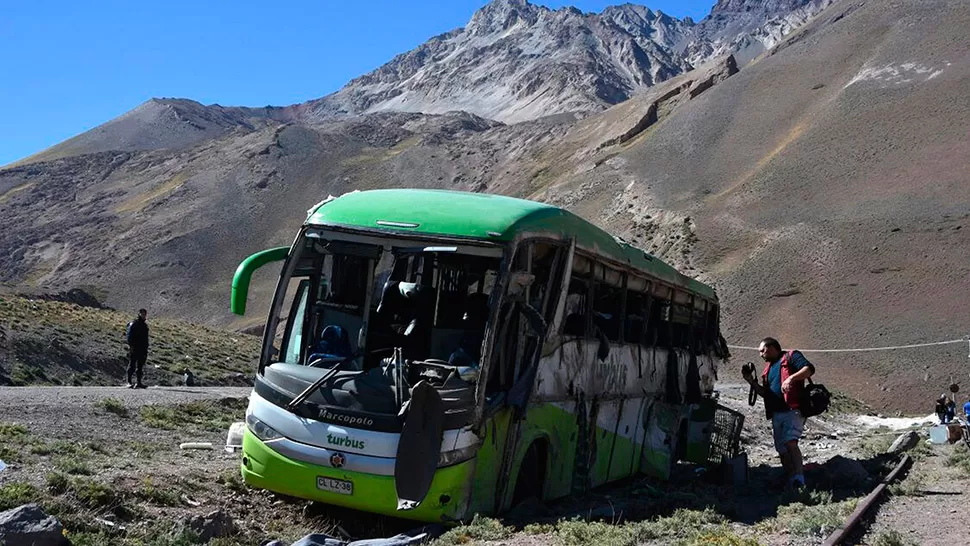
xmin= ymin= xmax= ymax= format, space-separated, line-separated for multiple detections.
xmin=135 ymin=383 xmax=148 ymax=389
xmin=126 ymin=383 xmax=135 ymax=389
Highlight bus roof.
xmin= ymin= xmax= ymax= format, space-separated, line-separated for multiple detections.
xmin=307 ymin=189 xmax=716 ymax=299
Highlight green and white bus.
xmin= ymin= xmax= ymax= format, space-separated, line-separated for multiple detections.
xmin=231 ymin=189 xmax=729 ymax=523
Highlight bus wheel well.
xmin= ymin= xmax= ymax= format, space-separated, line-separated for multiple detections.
xmin=512 ymin=439 xmax=548 ymax=507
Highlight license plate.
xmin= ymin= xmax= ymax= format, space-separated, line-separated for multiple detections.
xmin=317 ymin=476 xmax=353 ymax=495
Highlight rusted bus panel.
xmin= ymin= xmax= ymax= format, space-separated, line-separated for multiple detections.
xmin=533 ymin=341 xmax=716 ymax=402
xmin=530 ymin=339 xmax=719 ymax=484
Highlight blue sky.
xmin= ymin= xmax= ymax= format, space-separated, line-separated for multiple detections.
xmin=0 ymin=0 xmax=714 ymax=166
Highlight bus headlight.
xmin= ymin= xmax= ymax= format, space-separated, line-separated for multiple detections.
xmin=246 ymin=413 xmax=282 ymax=442
xmin=437 ymin=444 xmax=478 ymax=468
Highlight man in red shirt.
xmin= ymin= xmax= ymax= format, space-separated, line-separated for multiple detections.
xmin=743 ymin=337 xmax=815 ymax=489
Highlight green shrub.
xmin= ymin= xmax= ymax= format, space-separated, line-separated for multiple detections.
xmin=46 ymin=472 xmax=71 ymax=494
xmin=95 ymin=397 xmax=129 ymax=417
xmin=0 ymin=482 xmax=40 ymax=510
xmin=137 ymin=477 xmax=182 ymax=506
xmin=72 ymin=479 xmax=117 ymax=509
xmin=871 ymin=529 xmax=918 ymax=546
xmin=433 ymin=515 xmax=514 ymax=545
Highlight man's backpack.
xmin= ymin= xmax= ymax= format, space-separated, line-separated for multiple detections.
xmin=799 ymin=378 xmax=831 ymax=418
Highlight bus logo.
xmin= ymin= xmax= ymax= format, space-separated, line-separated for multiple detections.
xmin=330 ymin=452 xmax=345 ymax=468
xmin=319 ymin=409 xmax=375 ymax=428
xmin=327 ymin=434 xmax=366 ymax=450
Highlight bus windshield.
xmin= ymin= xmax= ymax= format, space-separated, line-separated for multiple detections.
xmin=265 ymin=229 xmax=502 ymax=380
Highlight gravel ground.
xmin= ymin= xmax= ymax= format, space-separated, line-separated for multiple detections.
xmin=0 ymin=386 xmax=251 ymax=409
xmin=859 ymin=441 xmax=970 ymax=546
xmin=0 ymin=384 xmax=947 ymax=545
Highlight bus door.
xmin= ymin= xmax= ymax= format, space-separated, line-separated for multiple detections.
xmin=488 ymin=240 xmax=568 ymax=511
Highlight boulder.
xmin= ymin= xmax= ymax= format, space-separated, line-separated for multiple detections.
xmin=184 ymin=509 xmax=236 ymax=541
xmin=887 ymin=431 xmax=920 ymax=454
xmin=823 ymin=455 xmax=870 ymax=488
xmin=0 ymin=503 xmax=68 ymax=546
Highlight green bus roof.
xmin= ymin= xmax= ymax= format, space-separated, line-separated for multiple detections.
xmin=307 ymin=189 xmax=716 ymax=299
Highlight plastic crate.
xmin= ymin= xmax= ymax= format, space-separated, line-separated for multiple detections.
xmin=706 ymin=403 xmax=745 ymax=466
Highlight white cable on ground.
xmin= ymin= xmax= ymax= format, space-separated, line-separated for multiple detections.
xmin=727 ymin=337 xmax=968 ymax=353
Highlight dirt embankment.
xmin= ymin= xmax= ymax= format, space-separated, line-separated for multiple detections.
xmin=0 ymin=293 xmax=259 ymax=388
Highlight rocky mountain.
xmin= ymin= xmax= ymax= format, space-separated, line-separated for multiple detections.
xmin=2 ymin=0 xmax=969 ymax=411
xmin=307 ymin=0 xmax=833 ymax=122
xmin=6 ymin=0 xmax=833 ymax=169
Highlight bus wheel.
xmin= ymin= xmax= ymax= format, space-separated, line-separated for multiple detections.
xmin=512 ymin=441 xmax=546 ymax=508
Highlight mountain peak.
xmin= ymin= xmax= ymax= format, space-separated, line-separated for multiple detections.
xmin=710 ymin=0 xmax=817 ymax=15
xmin=467 ymin=0 xmax=543 ymax=34
xmin=307 ymin=0 xmax=834 ymax=124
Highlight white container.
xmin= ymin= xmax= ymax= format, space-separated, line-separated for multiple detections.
xmin=225 ymin=421 xmax=245 ymax=453
xmin=929 ymin=425 xmax=950 ymax=444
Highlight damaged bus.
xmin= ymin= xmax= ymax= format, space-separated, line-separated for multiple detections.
xmin=230 ymin=189 xmax=729 ymax=522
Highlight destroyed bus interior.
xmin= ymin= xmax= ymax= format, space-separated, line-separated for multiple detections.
xmin=254 ymin=231 xmax=502 ymax=433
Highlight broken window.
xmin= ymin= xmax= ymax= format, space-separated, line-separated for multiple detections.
xmin=669 ymin=290 xmax=693 ymax=350
xmin=367 ymin=251 xmax=500 ymax=367
xmin=624 ymin=276 xmax=650 ymax=344
xmin=646 ymin=285 xmax=673 ymax=348
xmin=691 ymin=299 xmax=709 ymax=353
xmin=562 ymin=272 xmax=590 ymax=338
xmin=531 ymin=242 xmax=567 ymax=324
xmin=592 ymin=264 xmax=624 ymax=342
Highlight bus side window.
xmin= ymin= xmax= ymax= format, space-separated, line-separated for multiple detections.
xmin=562 ymin=276 xmax=589 ymax=337
xmin=278 ymin=279 xmax=310 ymax=364
xmin=692 ymin=300 xmax=709 ymax=353
xmin=624 ymin=278 xmax=648 ymax=344
xmin=706 ymin=304 xmax=719 ymax=352
xmin=670 ymin=301 xmax=691 ymax=349
xmin=592 ymin=264 xmax=623 ymax=342
xmin=530 ymin=242 xmax=566 ymax=325
xmin=646 ymin=288 xmax=672 ymax=348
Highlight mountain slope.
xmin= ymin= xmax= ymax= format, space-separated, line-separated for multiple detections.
xmin=522 ymin=0 xmax=970 ymax=411
xmin=9 ymin=99 xmax=301 ymax=167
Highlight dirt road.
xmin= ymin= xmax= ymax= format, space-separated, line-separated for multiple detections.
xmin=0 ymin=386 xmax=252 ymax=408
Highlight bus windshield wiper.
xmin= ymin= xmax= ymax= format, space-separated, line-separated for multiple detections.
xmin=285 ymin=355 xmax=357 ymax=411
xmin=284 ymin=349 xmax=392 ymax=411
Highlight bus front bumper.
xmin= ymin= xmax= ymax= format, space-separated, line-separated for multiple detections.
xmin=241 ymin=429 xmax=473 ymax=522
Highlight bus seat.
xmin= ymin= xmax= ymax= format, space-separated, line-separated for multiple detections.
xmin=307 ymin=325 xmax=357 ymax=369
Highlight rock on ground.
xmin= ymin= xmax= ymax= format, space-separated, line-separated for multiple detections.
xmin=0 ymin=503 xmax=68 ymax=546
xmin=887 ymin=431 xmax=921 ymax=454
xmin=184 ymin=509 xmax=237 ymax=541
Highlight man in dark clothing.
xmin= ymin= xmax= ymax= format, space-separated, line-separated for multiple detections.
xmin=742 ymin=337 xmax=815 ymax=489
xmin=126 ymin=309 xmax=150 ymax=389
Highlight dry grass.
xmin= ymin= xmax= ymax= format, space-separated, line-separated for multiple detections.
xmin=0 ymin=294 xmax=259 ymax=387
xmin=138 ymin=397 xmax=247 ymax=431
xmin=434 ymin=509 xmax=758 ymax=546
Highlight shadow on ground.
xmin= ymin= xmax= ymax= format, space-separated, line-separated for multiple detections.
xmin=503 ymin=452 xmax=901 ymax=528
xmin=280 ymin=451 xmax=902 ymax=543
